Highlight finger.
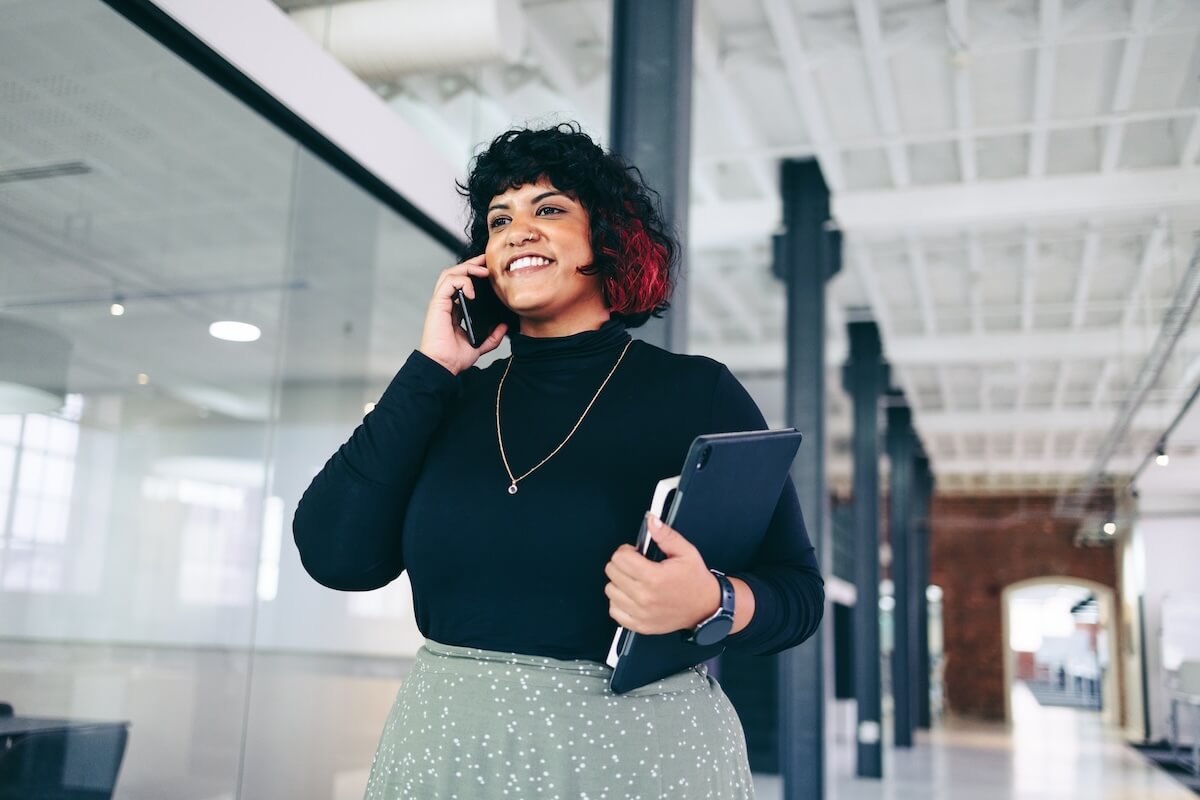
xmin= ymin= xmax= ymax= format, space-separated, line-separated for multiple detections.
xmin=478 ymin=322 xmax=509 ymax=354
xmin=609 ymin=549 xmax=654 ymax=582
xmin=608 ymin=601 xmax=640 ymax=631
xmin=604 ymin=581 xmax=637 ymax=608
xmin=646 ymin=515 xmax=698 ymax=559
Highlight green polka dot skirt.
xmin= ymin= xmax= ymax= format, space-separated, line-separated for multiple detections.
xmin=363 ymin=640 xmax=755 ymax=799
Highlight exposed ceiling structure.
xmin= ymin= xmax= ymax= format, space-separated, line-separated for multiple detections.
xmin=270 ymin=0 xmax=1200 ymax=495
xmin=1 ymin=0 xmax=1197 ymax=500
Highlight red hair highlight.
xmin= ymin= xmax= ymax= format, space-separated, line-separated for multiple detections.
xmin=600 ymin=210 xmax=670 ymax=316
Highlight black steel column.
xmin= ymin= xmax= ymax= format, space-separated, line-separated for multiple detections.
xmin=778 ymin=158 xmax=836 ymax=800
xmin=886 ymin=395 xmax=915 ymax=748
xmin=610 ymin=0 xmax=693 ymax=352
xmin=913 ymin=455 xmax=933 ymax=730
xmin=843 ymin=322 xmax=888 ymax=778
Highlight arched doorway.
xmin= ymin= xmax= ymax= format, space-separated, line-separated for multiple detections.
xmin=1001 ymin=577 xmax=1119 ymax=727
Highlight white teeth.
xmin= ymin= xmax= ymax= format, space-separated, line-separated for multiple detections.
xmin=509 ymin=256 xmax=552 ymax=271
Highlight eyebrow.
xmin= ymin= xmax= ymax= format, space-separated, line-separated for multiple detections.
xmin=487 ymin=190 xmax=569 ymax=213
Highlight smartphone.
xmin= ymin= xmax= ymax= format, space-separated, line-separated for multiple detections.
xmin=454 ymin=274 xmax=509 ymax=348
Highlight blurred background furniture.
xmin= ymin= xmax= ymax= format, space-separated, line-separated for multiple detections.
xmin=1167 ymin=661 xmax=1200 ymax=776
xmin=0 ymin=709 xmax=130 ymax=800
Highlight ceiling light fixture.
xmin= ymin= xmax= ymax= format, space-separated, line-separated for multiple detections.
xmin=209 ymin=321 xmax=261 ymax=343
xmin=1103 ymin=521 xmax=1116 ymax=535
xmin=110 ymin=301 xmax=125 ymax=316
xmin=1155 ymin=442 xmax=1169 ymax=467
xmin=0 ymin=160 xmax=92 ymax=185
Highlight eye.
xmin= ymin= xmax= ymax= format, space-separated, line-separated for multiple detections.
xmin=536 ymin=205 xmax=564 ymax=217
xmin=488 ymin=215 xmax=510 ymax=230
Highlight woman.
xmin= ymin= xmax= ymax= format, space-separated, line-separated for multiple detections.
xmin=293 ymin=124 xmax=823 ymax=799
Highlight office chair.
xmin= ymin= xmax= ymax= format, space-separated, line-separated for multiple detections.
xmin=0 ymin=724 xmax=129 ymax=800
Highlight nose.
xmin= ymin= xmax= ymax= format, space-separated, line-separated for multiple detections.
xmin=507 ymin=222 xmax=540 ymax=246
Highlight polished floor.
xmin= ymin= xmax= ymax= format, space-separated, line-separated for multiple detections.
xmin=755 ymin=683 xmax=1195 ymax=800
xmin=1 ymin=641 xmax=1193 ymax=799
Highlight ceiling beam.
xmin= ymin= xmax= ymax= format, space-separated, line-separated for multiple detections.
xmin=1099 ymin=0 xmax=1155 ymax=173
xmin=693 ymin=5 xmax=775 ymax=199
xmin=966 ymin=234 xmax=984 ymax=335
xmin=698 ymin=106 xmax=1198 ymax=164
xmin=937 ymin=366 xmax=967 ymax=459
xmin=1182 ymin=112 xmax=1200 ymax=166
xmin=832 ymin=166 xmax=1200 ymax=234
xmin=702 ymin=324 xmax=1200 ymax=371
xmin=698 ymin=269 xmax=762 ymax=341
xmin=1028 ymin=0 xmax=1061 ymax=178
xmin=760 ymin=0 xmax=846 ymax=191
xmin=946 ymin=0 xmax=977 ymax=182
xmin=692 ymin=167 xmax=1200 ymax=243
xmin=1021 ymin=228 xmax=1037 ymax=331
xmin=906 ymin=236 xmax=937 ymax=335
xmin=849 ymin=247 xmax=897 ymax=340
xmin=851 ymin=0 xmax=910 ymax=187
xmin=1119 ymin=216 xmax=1169 ymax=329
xmin=1070 ymin=222 xmax=1100 ymax=329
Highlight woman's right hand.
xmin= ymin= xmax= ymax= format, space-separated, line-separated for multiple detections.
xmin=417 ymin=254 xmax=509 ymax=375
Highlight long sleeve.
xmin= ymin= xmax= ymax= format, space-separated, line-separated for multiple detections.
xmin=707 ymin=366 xmax=825 ymax=655
xmin=292 ymin=350 xmax=460 ymax=591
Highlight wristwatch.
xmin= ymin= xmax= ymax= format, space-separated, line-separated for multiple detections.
xmin=688 ymin=569 xmax=736 ymax=646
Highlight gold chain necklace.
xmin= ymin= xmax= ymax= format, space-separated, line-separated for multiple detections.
xmin=496 ymin=338 xmax=634 ymax=495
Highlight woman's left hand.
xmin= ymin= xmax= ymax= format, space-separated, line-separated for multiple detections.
xmin=604 ymin=514 xmax=721 ymax=635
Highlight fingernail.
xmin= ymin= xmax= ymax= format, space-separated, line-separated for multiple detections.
xmin=647 ymin=513 xmax=662 ymax=530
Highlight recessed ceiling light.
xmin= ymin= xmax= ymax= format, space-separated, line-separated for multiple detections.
xmin=1103 ymin=522 xmax=1116 ymax=535
xmin=209 ymin=321 xmax=261 ymax=342
xmin=110 ymin=302 xmax=125 ymax=316
xmin=137 ymin=373 xmax=150 ymax=385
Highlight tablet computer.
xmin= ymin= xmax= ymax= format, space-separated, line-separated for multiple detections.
xmin=607 ymin=428 xmax=803 ymax=694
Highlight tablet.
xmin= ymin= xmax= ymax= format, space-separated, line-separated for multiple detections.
xmin=608 ymin=428 xmax=803 ymax=694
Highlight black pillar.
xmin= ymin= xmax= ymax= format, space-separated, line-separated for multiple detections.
xmin=914 ymin=455 xmax=933 ymax=729
xmin=610 ymin=0 xmax=693 ymax=352
xmin=843 ymin=322 xmax=888 ymax=778
xmin=886 ymin=395 xmax=915 ymax=748
xmin=777 ymin=158 xmax=836 ymax=800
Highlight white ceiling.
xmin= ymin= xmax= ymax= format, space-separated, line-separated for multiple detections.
xmin=0 ymin=0 xmax=1197 ymax=498
xmin=271 ymin=0 xmax=1200 ymax=495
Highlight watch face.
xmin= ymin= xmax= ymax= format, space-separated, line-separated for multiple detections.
xmin=692 ymin=616 xmax=734 ymax=647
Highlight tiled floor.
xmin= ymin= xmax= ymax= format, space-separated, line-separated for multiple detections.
xmin=756 ymin=683 xmax=1195 ymax=800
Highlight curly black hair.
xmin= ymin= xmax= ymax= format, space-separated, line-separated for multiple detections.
xmin=457 ymin=123 xmax=679 ymax=329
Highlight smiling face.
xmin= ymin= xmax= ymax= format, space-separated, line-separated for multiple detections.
xmin=484 ymin=177 xmax=610 ymax=337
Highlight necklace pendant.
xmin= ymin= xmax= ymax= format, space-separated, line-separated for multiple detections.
xmin=508 ymin=483 xmax=518 ymax=495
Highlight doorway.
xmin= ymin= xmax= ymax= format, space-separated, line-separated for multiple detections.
xmin=1001 ymin=577 xmax=1119 ymax=727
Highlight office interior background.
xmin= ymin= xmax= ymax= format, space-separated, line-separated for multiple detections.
xmin=0 ymin=0 xmax=1198 ymax=798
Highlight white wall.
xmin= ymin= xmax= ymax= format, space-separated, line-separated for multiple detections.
xmin=1135 ymin=493 xmax=1200 ymax=743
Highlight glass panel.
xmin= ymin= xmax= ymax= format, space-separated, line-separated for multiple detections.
xmin=1 ymin=1 xmax=463 ymax=797
xmin=239 ymin=146 xmax=457 ymax=799
xmin=0 ymin=1 xmax=297 ymax=797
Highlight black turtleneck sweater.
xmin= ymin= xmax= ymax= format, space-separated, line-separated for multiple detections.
xmin=293 ymin=319 xmax=823 ymax=662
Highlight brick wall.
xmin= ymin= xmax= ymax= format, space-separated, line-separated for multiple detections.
xmin=928 ymin=493 xmax=1118 ymax=720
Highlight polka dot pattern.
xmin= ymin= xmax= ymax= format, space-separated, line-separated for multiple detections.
xmin=363 ymin=640 xmax=755 ymax=799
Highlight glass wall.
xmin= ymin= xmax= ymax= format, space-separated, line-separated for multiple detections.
xmin=0 ymin=2 xmax=458 ymax=796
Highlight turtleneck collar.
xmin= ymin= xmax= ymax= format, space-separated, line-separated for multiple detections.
xmin=509 ymin=317 xmax=630 ymax=362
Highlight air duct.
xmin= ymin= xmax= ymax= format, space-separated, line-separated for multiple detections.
xmin=289 ymin=0 xmax=525 ymax=80
xmin=0 ymin=317 xmax=72 ymax=414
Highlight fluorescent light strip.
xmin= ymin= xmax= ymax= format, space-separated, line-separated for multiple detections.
xmin=0 ymin=160 xmax=92 ymax=185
